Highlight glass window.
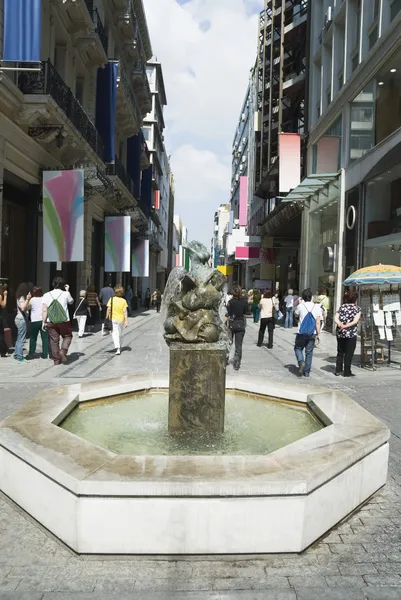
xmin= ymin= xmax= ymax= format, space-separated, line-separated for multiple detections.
xmin=352 ymin=53 xmax=359 ymax=73
xmin=369 ymin=26 xmax=378 ymax=50
xmin=391 ymin=0 xmax=401 ymax=21
xmin=349 ymin=82 xmax=375 ymax=163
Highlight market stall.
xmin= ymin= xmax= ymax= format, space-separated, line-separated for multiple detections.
xmin=344 ymin=265 xmax=401 ymax=370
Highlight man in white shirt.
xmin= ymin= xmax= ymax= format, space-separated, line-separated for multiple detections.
xmin=42 ymin=277 xmax=74 ymax=365
xmin=284 ymin=289 xmax=294 ymax=329
xmin=294 ymin=288 xmax=322 ymax=377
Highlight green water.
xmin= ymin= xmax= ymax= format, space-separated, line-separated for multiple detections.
xmin=61 ymin=390 xmax=322 ymax=456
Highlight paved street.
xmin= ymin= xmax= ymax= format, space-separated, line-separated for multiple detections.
xmin=1 ymin=311 xmax=401 ymax=600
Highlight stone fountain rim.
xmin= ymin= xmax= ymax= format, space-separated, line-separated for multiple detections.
xmin=0 ymin=374 xmax=389 ymax=498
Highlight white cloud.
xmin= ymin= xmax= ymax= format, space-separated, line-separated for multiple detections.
xmin=144 ymin=0 xmax=262 ymax=246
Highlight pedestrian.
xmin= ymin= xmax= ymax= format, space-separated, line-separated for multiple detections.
xmin=334 ymin=290 xmax=361 ymax=378
xmin=155 ymin=289 xmax=162 ymax=313
xmin=14 ymin=282 xmax=33 ymax=363
xmin=106 ymin=285 xmax=129 ymax=355
xmin=27 ymin=286 xmax=48 ymax=359
xmin=0 ymin=283 xmax=10 ymax=357
xmin=99 ymin=282 xmax=114 ymax=321
xmin=74 ymin=290 xmax=91 ymax=338
xmin=257 ymin=290 xmax=278 ymax=349
xmin=251 ymin=288 xmax=262 ymax=323
xmin=86 ymin=285 xmax=101 ymax=331
xmin=284 ymin=288 xmax=295 ymax=329
xmin=227 ymin=284 xmax=247 ymax=370
xmin=294 ymin=288 xmax=322 ymax=378
xmin=145 ymin=287 xmax=151 ymax=310
xmin=42 ymin=277 xmax=74 ymax=366
xmin=315 ymin=288 xmax=331 ymax=331
xmin=125 ymin=285 xmax=133 ymax=316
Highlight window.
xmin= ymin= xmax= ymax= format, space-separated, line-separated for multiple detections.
xmin=352 ymin=52 xmax=359 ymax=73
xmin=142 ymin=126 xmax=151 ymax=142
xmin=338 ymin=71 xmax=344 ymax=91
xmin=391 ymin=0 xmax=401 ymax=21
xmin=369 ymin=26 xmax=378 ymax=50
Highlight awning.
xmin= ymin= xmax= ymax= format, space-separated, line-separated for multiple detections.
xmin=281 ymin=173 xmax=339 ymax=203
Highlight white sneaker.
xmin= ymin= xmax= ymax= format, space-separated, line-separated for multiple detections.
xmin=115 ymin=348 xmax=121 ymax=355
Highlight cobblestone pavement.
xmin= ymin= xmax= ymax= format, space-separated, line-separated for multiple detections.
xmin=1 ymin=311 xmax=401 ymax=599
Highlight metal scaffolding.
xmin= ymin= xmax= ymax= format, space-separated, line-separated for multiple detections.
xmin=256 ymin=0 xmax=308 ymax=199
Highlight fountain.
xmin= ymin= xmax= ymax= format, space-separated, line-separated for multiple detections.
xmin=0 ymin=241 xmax=390 ymax=554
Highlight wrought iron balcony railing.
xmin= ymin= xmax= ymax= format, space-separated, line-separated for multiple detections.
xmin=84 ymin=0 xmax=108 ymax=55
xmin=133 ymin=61 xmax=151 ymax=99
xmin=118 ymin=63 xmax=142 ymax=126
xmin=17 ymin=60 xmax=105 ymax=162
xmin=107 ymin=155 xmax=136 ymax=199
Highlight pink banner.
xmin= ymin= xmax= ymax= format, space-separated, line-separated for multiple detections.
xmin=239 ymin=176 xmax=248 ymax=227
xmin=279 ymin=133 xmax=301 ymax=193
xmin=235 ymin=246 xmax=260 ymax=260
xmin=316 ymin=136 xmax=340 ymax=173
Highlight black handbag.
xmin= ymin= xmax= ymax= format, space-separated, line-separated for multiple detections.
xmin=229 ymin=318 xmax=245 ymax=334
xmin=103 ymin=298 xmax=113 ymax=331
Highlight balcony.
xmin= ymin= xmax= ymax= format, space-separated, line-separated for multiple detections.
xmin=132 ymin=61 xmax=152 ymax=116
xmin=17 ymin=60 xmax=105 ymax=163
xmin=116 ymin=0 xmax=143 ymax=59
xmin=107 ymin=154 xmax=136 ymax=200
xmin=62 ymin=0 xmax=108 ymax=67
xmin=116 ymin=62 xmax=142 ymax=136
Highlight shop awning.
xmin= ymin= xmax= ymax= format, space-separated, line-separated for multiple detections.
xmin=281 ymin=173 xmax=339 ymax=203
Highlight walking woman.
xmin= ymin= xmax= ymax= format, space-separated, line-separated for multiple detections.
xmin=251 ymin=288 xmax=262 ymax=323
xmin=86 ymin=285 xmax=102 ymax=331
xmin=27 ymin=286 xmax=49 ymax=359
xmin=106 ymin=285 xmax=129 ymax=355
xmin=334 ymin=290 xmax=361 ymax=378
xmin=227 ymin=284 xmax=247 ymax=370
xmin=74 ymin=290 xmax=91 ymax=338
xmin=257 ymin=290 xmax=278 ymax=349
xmin=0 ymin=283 xmax=9 ymax=357
xmin=14 ymin=282 xmax=33 ymax=363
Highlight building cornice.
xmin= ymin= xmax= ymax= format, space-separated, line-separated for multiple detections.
xmin=308 ymin=12 xmax=401 ymax=146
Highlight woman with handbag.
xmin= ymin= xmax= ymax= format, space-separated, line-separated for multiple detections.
xmin=257 ymin=290 xmax=278 ymax=349
xmin=227 ymin=284 xmax=247 ymax=371
xmin=105 ymin=285 xmax=129 ymax=355
xmin=74 ymin=290 xmax=91 ymax=338
xmin=14 ymin=282 xmax=33 ymax=363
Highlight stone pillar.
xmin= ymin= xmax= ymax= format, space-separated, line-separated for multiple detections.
xmin=168 ymin=343 xmax=226 ymax=433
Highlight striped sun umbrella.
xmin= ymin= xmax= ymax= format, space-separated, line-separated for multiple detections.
xmin=344 ymin=264 xmax=401 ymax=286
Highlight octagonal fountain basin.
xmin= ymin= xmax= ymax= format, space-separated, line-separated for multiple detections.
xmin=0 ymin=375 xmax=389 ymax=555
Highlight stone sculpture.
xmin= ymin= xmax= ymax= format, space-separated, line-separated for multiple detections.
xmin=163 ymin=241 xmax=227 ymax=345
xmin=162 ymin=241 xmax=228 ymax=433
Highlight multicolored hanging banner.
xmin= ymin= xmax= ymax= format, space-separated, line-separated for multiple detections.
xmin=132 ymin=239 xmax=149 ymax=277
xmin=43 ymin=170 xmax=84 ymax=262
xmin=3 ymin=0 xmax=41 ymax=63
xmin=279 ymin=133 xmax=301 ymax=193
xmin=105 ymin=216 xmax=131 ymax=272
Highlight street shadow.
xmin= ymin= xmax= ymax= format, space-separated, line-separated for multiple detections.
xmin=284 ymin=364 xmax=299 ymax=377
xmin=65 ymin=352 xmax=84 ymax=364
xmin=320 ymin=365 xmax=337 ymax=374
xmin=104 ymin=346 xmax=132 ymax=354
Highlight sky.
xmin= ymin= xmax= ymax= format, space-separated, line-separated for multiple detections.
xmin=143 ymin=0 xmax=263 ymax=247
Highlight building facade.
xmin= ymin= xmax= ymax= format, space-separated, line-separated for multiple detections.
xmin=0 ymin=0 xmax=175 ymax=317
xmin=297 ymin=0 xmax=401 ymax=323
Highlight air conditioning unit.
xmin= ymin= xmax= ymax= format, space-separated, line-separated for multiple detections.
xmin=324 ymin=6 xmax=333 ymax=30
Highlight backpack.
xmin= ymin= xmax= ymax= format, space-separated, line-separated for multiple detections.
xmin=47 ymin=292 xmax=68 ymax=324
xmin=299 ymin=305 xmax=316 ymax=336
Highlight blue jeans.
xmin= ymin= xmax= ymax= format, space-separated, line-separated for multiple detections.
xmin=252 ymin=305 xmax=260 ymax=323
xmin=285 ymin=307 xmax=293 ymax=328
xmin=294 ymin=333 xmax=316 ymax=375
xmin=14 ymin=319 xmax=26 ymax=360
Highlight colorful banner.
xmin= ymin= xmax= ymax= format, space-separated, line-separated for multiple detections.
xmin=3 ymin=0 xmax=41 ymax=62
xmin=132 ymin=239 xmax=149 ymax=277
xmin=279 ymin=133 xmax=301 ymax=193
xmin=105 ymin=216 xmax=131 ymax=272
xmin=43 ymin=170 xmax=84 ymax=262
xmin=239 ymin=176 xmax=248 ymax=227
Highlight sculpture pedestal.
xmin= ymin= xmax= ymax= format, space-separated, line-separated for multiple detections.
xmin=168 ymin=343 xmax=226 ymax=433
